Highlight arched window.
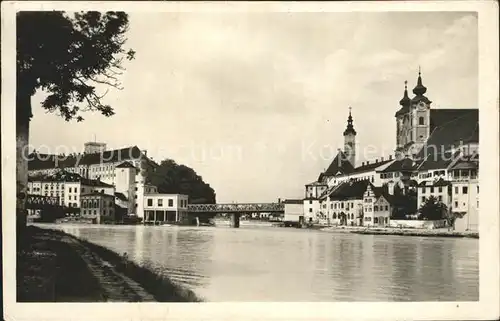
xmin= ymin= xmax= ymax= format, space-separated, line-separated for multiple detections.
xmin=333 ymin=213 xmax=337 ymax=219
xmin=419 ymin=116 xmax=424 ymax=125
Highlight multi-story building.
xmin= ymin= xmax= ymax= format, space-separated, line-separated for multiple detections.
xmin=417 ymin=178 xmax=452 ymax=210
xmin=449 ymin=153 xmax=479 ymax=232
xmin=80 ymin=192 xmax=116 ymax=224
xmin=27 ymin=170 xmax=115 ymax=209
xmin=362 ymin=184 xmax=392 ymax=227
xmin=143 ymin=194 xmax=189 ymax=224
xmin=303 ymin=181 xmax=327 ymax=222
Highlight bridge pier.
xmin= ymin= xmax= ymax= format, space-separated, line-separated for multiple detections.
xmin=230 ymin=213 xmax=240 ymax=228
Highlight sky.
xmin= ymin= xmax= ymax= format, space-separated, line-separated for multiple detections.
xmin=29 ymin=11 xmax=478 ymax=203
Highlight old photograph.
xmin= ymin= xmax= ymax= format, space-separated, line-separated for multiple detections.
xmin=2 ymin=1 xmax=499 ymax=320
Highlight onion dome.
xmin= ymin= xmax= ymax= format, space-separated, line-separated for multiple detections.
xmin=412 ymin=67 xmax=427 ymax=96
xmin=399 ymin=80 xmax=411 ymax=107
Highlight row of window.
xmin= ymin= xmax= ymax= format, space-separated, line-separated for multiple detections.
xmin=421 ymin=186 xmax=444 ymax=194
xmin=364 ymin=217 xmax=389 ymax=224
xmin=82 ymin=209 xmax=113 ymax=215
xmin=81 ymin=200 xmax=114 ymax=208
xmin=422 ymin=195 xmax=443 ymax=203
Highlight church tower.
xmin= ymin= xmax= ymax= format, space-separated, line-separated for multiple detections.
xmin=343 ymin=108 xmax=357 ymax=167
xmin=395 ymin=81 xmax=411 ymax=160
xmin=409 ymin=67 xmax=432 ymax=157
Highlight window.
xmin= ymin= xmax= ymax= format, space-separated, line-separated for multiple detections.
xmin=385 ymin=205 xmax=389 ymax=211
xmin=374 ymin=206 xmax=379 ymax=211
xmin=332 ymin=213 xmax=337 ymax=219
xmin=158 ymin=199 xmax=163 ymax=207
xmin=365 ymin=217 xmax=371 ymax=221
xmin=438 ymin=195 xmax=443 ymax=202
xmin=421 ymin=197 xmax=426 ymax=203
xmin=168 ymin=199 xmax=173 ymax=207
xmin=462 ymin=186 xmax=468 ymax=194
xmin=103 ymin=209 xmax=107 ymax=215
xmin=454 ymin=201 xmax=458 ymax=208
xmin=309 ymin=200 xmax=312 ymax=204
xmin=455 ymin=187 xmax=459 ymax=194
xmin=309 ymin=208 xmax=312 ymax=213
xmin=477 ymin=200 xmax=479 ymax=208
xmin=430 ymin=187 xmax=434 ymax=193
xmin=75 ymin=188 xmax=78 ymax=193
xmin=385 ymin=217 xmax=388 ymax=223
xmin=374 ymin=217 xmax=378 ymax=223
xmin=438 ymin=187 xmax=442 ymax=193
xmin=94 ymin=210 xmax=97 ymax=215
xmin=477 ymin=186 xmax=479 ymax=193
xmin=419 ymin=116 xmax=424 ymax=125
xmin=147 ymin=198 xmax=153 ymax=206
xmin=422 ymin=187 xmax=426 ymax=194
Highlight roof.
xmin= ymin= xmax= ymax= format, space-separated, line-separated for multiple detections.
xmin=417 ymin=150 xmax=460 ymax=171
xmin=81 ymin=192 xmax=115 ymax=198
xmin=27 ymin=169 xmax=114 ymax=188
xmin=28 ymin=146 xmax=146 ymax=170
xmin=323 ymin=150 xmax=355 ymax=177
xmin=116 ymin=161 xmax=137 ymax=169
xmin=329 ymin=179 xmax=371 ymax=200
xmin=283 ymin=199 xmax=303 ymax=205
xmin=114 ymin=192 xmax=128 ymax=201
xmin=416 ymin=109 xmax=478 ymax=159
xmin=379 ymin=158 xmax=416 ymax=173
xmin=417 ymin=178 xmax=451 ymax=187
xmin=352 ymin=158 xmax=393 ymax=174
xmin=305 ymin=181 xmax=328 ymax=187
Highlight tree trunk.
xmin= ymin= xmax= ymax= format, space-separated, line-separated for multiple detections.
xmin=16 ymin=90 xmax=32 ymax=240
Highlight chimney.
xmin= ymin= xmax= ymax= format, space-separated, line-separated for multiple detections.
xmin=375 ymin=159 xmax=378 ymax=164
xmin=381 ymin=156 xmax=384 ymax=161
xmin=362 ymin=162 xmax=365 ymax=166
xmin=367 ymin=161 xmax=370 ymax=165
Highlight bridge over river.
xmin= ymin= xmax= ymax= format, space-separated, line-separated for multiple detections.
xmin=187 ymin=203 xmax=284 ymax=228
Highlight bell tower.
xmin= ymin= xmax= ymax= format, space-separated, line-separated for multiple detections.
xmin=343 ymin=107 xmax=357 ymax=167
xmin=410 ymin=67 xmax=432 ymax=157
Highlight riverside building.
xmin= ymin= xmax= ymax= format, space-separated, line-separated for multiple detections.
xmin=302 ymin=70 xmax=479 ymax=231
xmin=28 ymin=144 xmax=190 ymax=222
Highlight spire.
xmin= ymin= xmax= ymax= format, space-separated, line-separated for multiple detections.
xmin=412 ymin=66 xmax=427 ymax=96
xmin=343 ymin=107 xmax=357 ymax=136
xmin=399 ymin=80 xmax=411 ymax=107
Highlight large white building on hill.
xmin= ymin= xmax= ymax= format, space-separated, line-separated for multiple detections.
xmin=300 ymin=70 xmax=479 ymax=232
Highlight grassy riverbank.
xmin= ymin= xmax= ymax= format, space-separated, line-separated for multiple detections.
xmin=320 ymin=226 xmax=479 ymax=238
xmin=17 ymin=226 xmax=202 ymax=302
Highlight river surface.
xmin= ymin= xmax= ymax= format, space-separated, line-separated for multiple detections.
xmin=42 ymin=224 xmax=479 ymax=301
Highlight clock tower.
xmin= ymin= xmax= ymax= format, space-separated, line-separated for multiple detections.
xmin=410 ymin=67 xmax=432 ymax=157
xmin=343 ymin=107 xmax=357 ymax=167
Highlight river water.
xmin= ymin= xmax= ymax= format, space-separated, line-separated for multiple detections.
xmin=45 ymin=224 xmax=478 ymax=301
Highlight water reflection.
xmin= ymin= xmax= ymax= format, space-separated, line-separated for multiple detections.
xmin=49 ymin=224 xmax=478 ymax=302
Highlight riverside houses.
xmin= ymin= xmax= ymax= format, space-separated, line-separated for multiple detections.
xmin=450 ymin=153 xmax=479 ymax=232
xmin=417 ymin=178 xmax=452 ymax=209
xmin=143 ymin=194 xmax=190 ymax=225
xmin=362 ymin=184 xmax=392 ymax=227
xmin=301 ymin=72 xmax=479 ymax=228
xmin=27 ymin=170 xmax=115 ymax=218
xmin=80 ymin=192 xmax=116 ymax=224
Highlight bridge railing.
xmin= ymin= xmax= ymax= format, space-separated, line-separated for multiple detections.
xmin=187 ymin=203 xmax=284 ymax=213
